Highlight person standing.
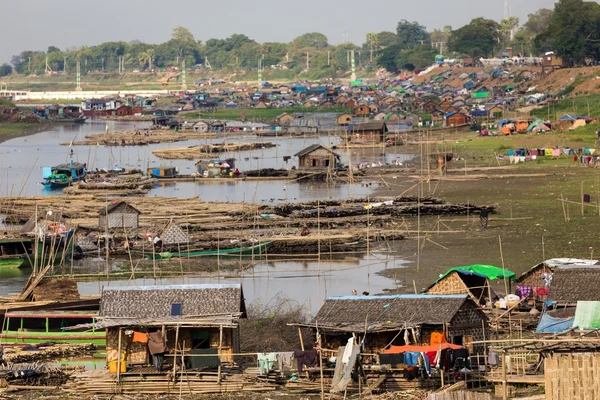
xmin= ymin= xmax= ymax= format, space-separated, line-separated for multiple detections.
xmin=480 ymin=207 xmax=490 ymax=228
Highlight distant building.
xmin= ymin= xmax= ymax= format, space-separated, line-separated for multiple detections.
xmin=98 ymin=200 xmax=141 ymax=230
xmin=294 ymin=144 xmax=341 ymax=169
xmin=349 ymin=121 xmax=388 ymax=145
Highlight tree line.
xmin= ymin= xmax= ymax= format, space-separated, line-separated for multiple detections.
xmin=1 ymin=0 xmax=598 ymax=78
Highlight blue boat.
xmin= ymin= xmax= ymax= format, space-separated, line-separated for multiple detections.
xmin=42 ymin=157 xmax=87 ymax=190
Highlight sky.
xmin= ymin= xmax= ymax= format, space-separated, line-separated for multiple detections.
xmin=1 ymin=0 xmax=558 ymax=64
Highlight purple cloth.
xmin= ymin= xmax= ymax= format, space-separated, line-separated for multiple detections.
xmin=516 ymin=285 xmax=533 ymax=299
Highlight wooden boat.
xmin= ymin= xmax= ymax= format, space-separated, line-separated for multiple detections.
xmin=42 ymin=162 xmax=86 ymax=184
xmin=0 ymin=236 xmax=79 ymax=269
xmin=0 ymin=238 xmax=33 ymax=269
xmin=0 ymin=310 xmax=105 ymax=345
xmin=147 ymin=241 xmax=272 ymax=260
xmin=42 ymin=173 xmax=72 ymax=190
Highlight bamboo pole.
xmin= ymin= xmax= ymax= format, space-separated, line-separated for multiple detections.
xmin=117 ymin=328 xmax=123 ymax=383
xmin=172 ymin=325 xmax=180 ymax=382
xmin=501 ymin=349 xmax=508 ymax=400
xmin=217 ymin=325 xmax=223 ymax=383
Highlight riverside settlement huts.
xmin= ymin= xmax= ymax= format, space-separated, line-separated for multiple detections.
xmin=298 ymin=294 xmax=487 ymax=354
xmin=100 ymin=284 xmax=246 ymax=366
xmin=98 ymin=201 xmax=141 ymax=230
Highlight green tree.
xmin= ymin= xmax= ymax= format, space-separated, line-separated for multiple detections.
xmin=542 ymin=0 xmax=600 ymax=63
xmin=377 ymin=31 xmax=399 ymax=47
xmin=172 ymin=26 xmax=196 ymax=45
xmin=0 ymin=64 xmax=12 ymax=77
xmin=524 ymin=9 xmax=554 ymax=36
xmin=290 ymin=32 xmax=329 ymax=49
xmin=448 ymin=18 xmax=501 ymax=58
xmin=500 ymin=16 xmax=520 ymax=46
xmin=396 ymin=20 xmax=430 ymax=48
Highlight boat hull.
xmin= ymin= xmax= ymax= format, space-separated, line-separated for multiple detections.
xmin=42 ymin=182 xmax=71 ymax=190
xmin=0 ymin=257 xmax=27 ymax=269
xmin=0 ymin=331 xmax=105 ymax=345
xmin=148 ymin=242 xmax=272 ymax=260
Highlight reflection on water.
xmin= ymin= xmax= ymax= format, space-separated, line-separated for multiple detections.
xmin=53 ymin=358 xmax=105 ymax=370
xmin=77 ymin=253 xmax=408 ymax=313
xmin=148 ymin=180 xmax=379 ymax=203
xmin=0 ymin=120 xmax=412 ymax=198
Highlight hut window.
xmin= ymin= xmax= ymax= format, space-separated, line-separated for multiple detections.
xmin=312 ymin=159 xmax=317 ymax=167
xmin=324 ymin=160 xmax=330 ymax=167
xmin=171 ymin=303 xmax=182 ymax=316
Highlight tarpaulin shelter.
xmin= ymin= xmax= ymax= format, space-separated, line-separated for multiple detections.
xmin=427 ymin=265 xmax=515 ymax=305
xmin=536 ymin=313 xmax=574 ymax=333
xmin=438 ymin=265 xmax=516 ymax=281
xmin=573 ymin=301 xmax=600 ymax=329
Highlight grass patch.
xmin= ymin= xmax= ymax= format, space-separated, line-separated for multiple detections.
xmin=0 ymin=123 xmax=41 ymax=136
xmin=532 ymin=94 xmax=600 ymax=120
xmin=0 ymin=99 xmax=16 ymax=108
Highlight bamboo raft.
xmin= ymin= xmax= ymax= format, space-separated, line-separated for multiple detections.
xmin=61 ymin=130 xmax=234 ymax=147
xmin=62 ymin=368 xmax=279 ymax=395
xmin=152 ymin=142 xmax=277 ymax=160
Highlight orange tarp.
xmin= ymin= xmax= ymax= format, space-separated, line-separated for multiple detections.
xmin=381 ymin=343 xmax=463 ymax=354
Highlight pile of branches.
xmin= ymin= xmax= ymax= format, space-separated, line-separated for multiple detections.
xmin=0 ymin=362 xmax=69 ymax=386
xmin=240 ymin=295 xmax=314 ymax=354
xmin=244 ymin=168 xmax=289 ymax=177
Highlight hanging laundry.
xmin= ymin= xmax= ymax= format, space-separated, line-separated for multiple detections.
xmin=403 ymin=352 xmax=420 ymax=366
xmin=277 ymin=352 xmax=295 ymax=376
xmin=552 ymin=149 xmax=560 ymax=157
xmin=132 ymin=331 xmax=148 ymax=343
xmin=516 ymin=285 xmax=532 ymax=299
xmin=591 ymin=149 xmax=596 ymax=155
xmin=488 ymin=350 xmax=499 ymax=366
xmin=429 ymin=331 xmax=446 ymax=346
xmin=257 ymin=353 xmax=278 ymax=375
xmin=383 ymin=200 xmax=394 ymax=206
xmin=294 ymin=350 xmax=318 ymax=373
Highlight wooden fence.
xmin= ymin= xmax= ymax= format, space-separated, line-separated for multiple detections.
xmin=426 ymin=391 xmax=493 ymax=400
xmin=545 ymin=353 xmax=600 ymax=400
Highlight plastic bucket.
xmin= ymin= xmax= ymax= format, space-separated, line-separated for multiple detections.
xmin=109 ymin=360 xmax=126 ymax=374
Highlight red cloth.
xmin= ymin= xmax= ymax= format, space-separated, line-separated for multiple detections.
xmin=574 ymin=155 xmax=579 ymax=162
xmin=382 ymin=343 xmax=463 ymax=354
xmin=535 ymin=287 xmax=549 ymax=296
xmin=425 ymin=351 xmax=437 ymax=365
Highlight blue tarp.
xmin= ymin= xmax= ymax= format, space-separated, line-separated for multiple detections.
xmin=536 ymin=313 xmax=574 ymax=333
xmin=471 ymin=110 xmax=489 ymax=117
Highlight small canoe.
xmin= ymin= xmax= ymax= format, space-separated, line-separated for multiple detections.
xmin=148 ymin=241 xmax=272 ymax=260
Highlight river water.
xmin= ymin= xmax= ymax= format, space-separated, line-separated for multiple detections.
xmin=0 ymin=121 xmax=414 ymax=313
xmin=0 ymin=120 xmax=412 ymax=200
xmin=1 ymin=253 xmax=408 ymax=313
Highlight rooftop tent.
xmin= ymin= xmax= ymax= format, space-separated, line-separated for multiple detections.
xmin=437 ymin=264 xmax=516 ymax=282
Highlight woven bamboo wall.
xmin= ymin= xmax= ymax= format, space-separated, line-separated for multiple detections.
xmin=427 ymin=273 xmax=469 ymax=296
xmin=545 ymin=353 xmax=600 ymax=400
